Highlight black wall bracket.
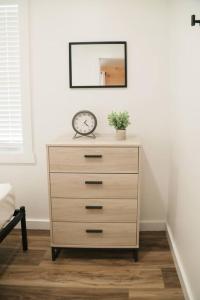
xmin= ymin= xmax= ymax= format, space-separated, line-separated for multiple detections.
xmin=191 ymin=15 xmax=200 ymax=26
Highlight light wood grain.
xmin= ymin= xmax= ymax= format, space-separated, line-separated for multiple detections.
xmin=48 ymin=146 xmax=138 ymax=173
xmin=51 ymin=198 xmax=137 ymax=223
xmin=47 ymin=135 xmax=141 ymax=253
xmin=50 ymin=173 xmax=138 ymax=199
xmin=52 ymin=222 xmax=137 ymax=247
xmin=136 ymin=145 xmax=142 ymax=246
xmin=47 ymin=134 xmax=141 ymax=147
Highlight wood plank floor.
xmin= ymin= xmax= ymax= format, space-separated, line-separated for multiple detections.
xmin=0 ymin=230 xmax=184 ymax=299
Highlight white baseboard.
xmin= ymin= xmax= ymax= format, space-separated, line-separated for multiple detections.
xmin=140 ymin=220 xmax=166 ymax=231
xmin=166 ymin=224 xmax=193 ymax=300
xmin=17 ymin=218 xmax=165 ymax=231
xmin=15 ymin=218 xmax=50 ymax=230
xmin=27 ymin=219 xmax=50 ymax=230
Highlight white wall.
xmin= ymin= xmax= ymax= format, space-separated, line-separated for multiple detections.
xmin=0 ymin=0 xmax=170 ymax=228
xmin=168 ymin=0 xmax=200 ymax=299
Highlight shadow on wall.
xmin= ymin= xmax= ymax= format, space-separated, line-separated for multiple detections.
xmin=140 ymin=150 xmax=166 ymax=222
xmin=167 ymin=157 xmax=179 ymax=230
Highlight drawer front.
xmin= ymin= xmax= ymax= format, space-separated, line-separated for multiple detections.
xmin=52 ymin=222 xmax=137 ymax=246
xmin=50 ymin=173 xmax=138 ymax=199
xmin=48 ymin=146 xmax=138 ymax=173
xmin=51 ymin=198 xmax=137 ymax=222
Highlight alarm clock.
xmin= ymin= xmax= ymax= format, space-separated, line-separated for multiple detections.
xmin=72 ymin=110 xmax=97 ymax=138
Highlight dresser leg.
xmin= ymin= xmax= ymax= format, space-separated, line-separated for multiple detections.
xmin=133 ymin=249 xmax=139 ymax=262
xmin=51 ymin=247 xmax=60 ymax=261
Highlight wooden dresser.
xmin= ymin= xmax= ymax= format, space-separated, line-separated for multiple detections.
xmin=47 ymin=135 xmax=141 ymax=261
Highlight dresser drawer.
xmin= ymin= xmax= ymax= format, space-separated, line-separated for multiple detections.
xmin=48 ymin=146 xmax=138 ymax=173
xmin=51 ymin=198 xmax=137 ymax=222
xmin=50 ymin=173 xmax=138 ymax=199
xmin=52 ymin=222 xmax=137 ymax=247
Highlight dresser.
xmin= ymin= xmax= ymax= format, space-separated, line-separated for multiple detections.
xmin=47 ymin=135 xmax=141 ymax=261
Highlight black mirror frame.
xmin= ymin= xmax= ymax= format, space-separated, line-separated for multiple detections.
xmin=69 ymin=41 xmax=127 ymax=88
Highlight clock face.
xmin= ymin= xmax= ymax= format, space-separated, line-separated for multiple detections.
xmin=72 ymin=111 xmax=97 ymax=136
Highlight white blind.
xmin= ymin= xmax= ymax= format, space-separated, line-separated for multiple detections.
xmin=0 ymin=3 xmax=23 ymax=151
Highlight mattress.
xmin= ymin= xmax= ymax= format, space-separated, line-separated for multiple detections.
xmin=0 ymin=183 xmax=15 ymax=230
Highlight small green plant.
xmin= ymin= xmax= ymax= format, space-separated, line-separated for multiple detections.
xmin=108 ymin=111 xmax=130 ymax=130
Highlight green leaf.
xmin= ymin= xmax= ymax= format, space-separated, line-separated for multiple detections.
xmin=107 ymin=111 xmax=131 ymax=130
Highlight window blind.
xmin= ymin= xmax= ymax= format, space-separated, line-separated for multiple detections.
xmin=0 ymin=3 xmax=23 ymax=151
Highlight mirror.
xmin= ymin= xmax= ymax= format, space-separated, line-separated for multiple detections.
xmin=69 ymin=42 xmax=127 ymax=88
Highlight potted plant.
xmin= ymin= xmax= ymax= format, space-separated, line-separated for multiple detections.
xmin=107 ymin=111 xmax=130 ymax=140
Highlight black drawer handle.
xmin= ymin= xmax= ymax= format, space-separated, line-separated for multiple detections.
xmin=85 ymin=181 xmax=103 ymax=184
xmin=86 ymin=229 xmax=103 ymax=233
xmin=85 ymin=205 xmax=103 ymax=209
xmin=84 ymin=155 xmax=102 ymax=158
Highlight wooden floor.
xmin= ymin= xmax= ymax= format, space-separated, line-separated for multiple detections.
xmin=0 ymin=230 xmax=184 ymax=300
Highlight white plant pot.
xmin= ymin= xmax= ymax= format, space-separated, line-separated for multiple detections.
xmin=116 ymin=129 xmax=126 ymax=140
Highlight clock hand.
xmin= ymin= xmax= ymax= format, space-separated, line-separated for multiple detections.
xmin=84 ymin=120 xmax=89 ymax=127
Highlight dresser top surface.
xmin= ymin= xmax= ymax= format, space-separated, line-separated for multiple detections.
xmin=47 ymin=134 xmax=140 ymax=147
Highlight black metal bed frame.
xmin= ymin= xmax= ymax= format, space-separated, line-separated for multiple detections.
xmin=0 ymin=206 xmax=28 ymax=251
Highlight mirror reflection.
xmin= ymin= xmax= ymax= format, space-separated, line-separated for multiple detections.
xmin=69 ymin=42 xmax=127 ymax=88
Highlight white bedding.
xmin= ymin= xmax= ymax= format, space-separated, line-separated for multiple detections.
xmin=0 ymin=183 xmax=15 ymax=229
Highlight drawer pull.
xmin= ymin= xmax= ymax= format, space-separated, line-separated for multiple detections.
xmin=84 ymin=155 xmax=102 ymax=158
xmin=86 ymin=229 xmax=103 ymax=233
xmin=85 ymin=180 xmax=103 ymax=184
xmin=85 ymin=205 xmax=103 ymax=209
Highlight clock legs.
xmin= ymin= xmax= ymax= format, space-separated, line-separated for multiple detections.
xmin=73 ymin=133 xmax=96 ymax=139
